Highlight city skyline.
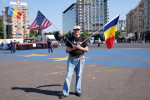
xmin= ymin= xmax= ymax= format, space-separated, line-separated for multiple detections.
xmin=0 ymin=0 xmax=141 ymax=32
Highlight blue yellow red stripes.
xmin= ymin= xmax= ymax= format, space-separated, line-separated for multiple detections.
xmin=104 ymin=15 xmax=119 ymax=49
xmin=8 ymin=7 xmax=22 ymax=19
xmin=104 ymin=16 xmax=119 ymax=32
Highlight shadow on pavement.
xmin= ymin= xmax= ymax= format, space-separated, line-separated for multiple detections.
xmin=35 ymin=84 xmax=62 ymax=88
xmin=11 ymin=84 xmax=76 ymax=97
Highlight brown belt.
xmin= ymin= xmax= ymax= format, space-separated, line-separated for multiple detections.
xmin=69 ymin=54 xmax=84 ymax=58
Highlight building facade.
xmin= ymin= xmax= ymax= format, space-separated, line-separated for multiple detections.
xmin=126 ymin=0 xmax=150 ymax=40
xmin=4 ymin=2 xmax=29 ymax=39
xmin=62 ymin=3 xmax=76 ymax=34
xmin=117 ymin=20 xmax=126 ymax=31
xmin=63 ymin=0 xmax=109 ymax=34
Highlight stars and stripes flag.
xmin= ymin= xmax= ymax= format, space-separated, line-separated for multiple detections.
xmin=27 ymin=10 xmax=52 ymax=30
xmin=104 ymin=15 xmax=120 ymax=49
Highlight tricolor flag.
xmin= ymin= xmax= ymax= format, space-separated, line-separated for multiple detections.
xmin=27 ymin=10 xmax=52 ymax=30
xmin=104 ymin=15 xmax=120 ymax=49
xmin=8 ymin=7 xmax=22 ymax=19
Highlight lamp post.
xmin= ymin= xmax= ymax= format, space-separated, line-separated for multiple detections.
xmin=2 ymin=10 xmax=6 ymax=39
xmin=2 ymin=10 xmax=7 ymax=49
xmin=24 ymin=9 xmax=27 ymax=41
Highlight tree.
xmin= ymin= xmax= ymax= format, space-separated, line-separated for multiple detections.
xmin=0 ymin=18 xmax=3 ymax=39
xmin=115 ymin=30 xmax=126 ymax=38
xmin=7 ymin=34 xmax=12 ymax=39
xmin=80 ymin=31 xmax=89 ymax=39
xmin=29 ymin=30 xmax=38 ymax=37
xmin=94 ymin=34 xmax=104 ymax=41
xmin=64 ymin=31 xmax=73 ymax=39
xmin=115 ymin=31 xmax=120 ymax=39
xmin=44 ymin=32 xmax=53 ymax=35
xmin=54 ymin=31 xmax=62 ymax=41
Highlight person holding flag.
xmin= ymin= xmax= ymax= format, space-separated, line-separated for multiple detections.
xmin=60 ymin=25 xmax=88 ymax=99
xmin=59 ymin=15 xmax=119 ymax=99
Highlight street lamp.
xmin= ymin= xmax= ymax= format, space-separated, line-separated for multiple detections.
xmin=2 ymin=10 xmax=6 ymax=39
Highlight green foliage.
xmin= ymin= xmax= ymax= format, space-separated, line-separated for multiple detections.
xmin=94 ymin=34 xmax=104 ymax=41
xmin=121 ymin=30 xmax=126 ymax=33
xmin=115 ymin=30 xmax=126 ymax=39
xmin=115 ymin=31 xmax=120 ymax=39
xmin=7 ymin=34 xmax=12 ymax=39
xmin=54 ymin=31 xmax=62 ymax=41
xmin=44 ymin=32 xmax=53 ymax=35
xmin=29 ymin=30 xmax=38 ymax=37
xmin=80 ymin=31 xmax=89 ymax=39
xmin=120 ymin=37 xmax=126 ymax=41
xmin=64 ymin=31 xmax=73 ymax=39
xmin=0 ymin=19 xmax=3 ymax=39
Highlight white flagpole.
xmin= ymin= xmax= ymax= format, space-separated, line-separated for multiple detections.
xmin=51 ymin=24 xmax=73 ymax=46
xmin=80 ymin=26 xmax=105 ymax=45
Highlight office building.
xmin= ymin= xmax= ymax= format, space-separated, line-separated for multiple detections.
xmin=117 ymin=20 xmax=126 ymax=31
xmin=126 ymin=0 xmax=150 ymax=40
xmin=4 ymin=2 xmax=29 ymax=39
xmin=63 ymin=0 xmax=109 ymax=34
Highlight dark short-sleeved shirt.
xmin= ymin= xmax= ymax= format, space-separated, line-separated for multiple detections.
xmin=11 ymin=42 xmax=16 ymax=47
xmin=66 ymin=36 xmax=88 ymax=56
xmin=47 ymin=41 xmax=52 ymax=47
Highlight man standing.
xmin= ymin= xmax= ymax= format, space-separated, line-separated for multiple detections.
xmin=60 ymin=25 xmax=88 ymax=99
xmin=10 ymin=40 xmax=13 ymax=53
xmin=11 ymin=40 xmax=16 ymax=53
xmin=98 ymin=38 xmax=101 ymax=47
xmin=47 ymin=39 xmax=53 ymax=54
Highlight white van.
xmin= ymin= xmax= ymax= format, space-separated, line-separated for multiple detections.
xmin=45 ymin=35 xmax=58 ymax=47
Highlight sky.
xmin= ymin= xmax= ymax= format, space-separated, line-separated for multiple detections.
xmin=0 ymin=0 xmax=141 ymax=32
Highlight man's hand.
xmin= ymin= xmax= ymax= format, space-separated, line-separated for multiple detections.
xmin=72 ymin=45 xmax=77 ymax=50
xmin=66 ymin=45 xmax=88 ymax=53
xmin=76 ymin=45 xmax=82 ymax=50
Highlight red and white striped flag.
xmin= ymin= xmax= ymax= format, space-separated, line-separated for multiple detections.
xmin=27 ymin=10 xmax=52 ymax=30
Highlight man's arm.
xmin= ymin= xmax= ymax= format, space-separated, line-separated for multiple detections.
xmin=76 ymin=45 xmax=88 ymax=52
xmin=66 ymin=44 xmax=89 ymax=53
xmin=66 ymin=46 xmax=77 ymax=53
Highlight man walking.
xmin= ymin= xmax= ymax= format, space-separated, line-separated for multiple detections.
xmin=59 ymin=25 xmax=88 ymax=99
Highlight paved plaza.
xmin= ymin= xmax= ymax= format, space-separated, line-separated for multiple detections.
xmin=0 ymin=43 xmax=150 ymax=100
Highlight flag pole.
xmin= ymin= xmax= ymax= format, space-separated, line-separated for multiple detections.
xmin=80 ymin=26 xmax=105 ymax=45
xmin=80 ymin=14 xmax=120 ymax=45
xmin=51 ymin=24 xmax=73 ymax=46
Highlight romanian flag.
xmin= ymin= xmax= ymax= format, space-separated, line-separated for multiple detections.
xmin=8 ymin=7 xmax=22 ymax=19
xmin=104 ymin=15 xmax=119 ymax=49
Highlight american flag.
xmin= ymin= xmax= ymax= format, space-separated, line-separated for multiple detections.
xmin=27 ymin=11 xmax=52 ymax=30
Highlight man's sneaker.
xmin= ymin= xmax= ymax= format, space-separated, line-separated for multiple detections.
xmin=75 ymin=93 xmax=81 ymax=97
xmin=59 ymin=94 xmax=67 ymax=99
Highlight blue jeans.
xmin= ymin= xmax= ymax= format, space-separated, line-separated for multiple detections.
xmin=11 ymin=47 xmax=15 ymax=53
xmin=48 ymin=45 xmax=53 ymax=53
xmin=62 ymin=56 xmax=85 ymax=96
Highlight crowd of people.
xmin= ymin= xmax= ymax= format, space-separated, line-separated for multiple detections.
xmin=0 ymin=40 xmax=17 ymax=53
